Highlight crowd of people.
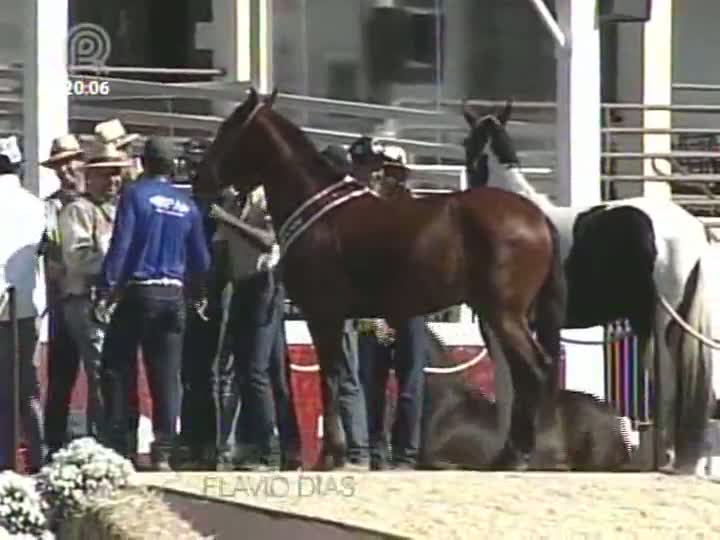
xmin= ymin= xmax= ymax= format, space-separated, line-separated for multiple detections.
xmin=0 ymin=123 xmax=429 ymax=473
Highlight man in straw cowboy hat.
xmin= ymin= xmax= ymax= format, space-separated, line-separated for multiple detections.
xmin=97 ymin=137 xmax=210 ymax=471
xmin=39 ymin=134 xmax=86 ymax=459
xmin=57 ymin=142 xmax=129 ymax=448
xmin=94 ymin=118 xmax=142 ymax=182
xmin=0 ymin=135 xmax=46 ymax=472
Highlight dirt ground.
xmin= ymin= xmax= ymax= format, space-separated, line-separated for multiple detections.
xmin=138 ymin=471 xmax=720 ymax=539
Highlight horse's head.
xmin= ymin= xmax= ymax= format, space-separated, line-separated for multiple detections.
xmin=462 ymin=100 xmax=519 ymax=188
xmin=195 ymin=87 xmax=279 ymax=199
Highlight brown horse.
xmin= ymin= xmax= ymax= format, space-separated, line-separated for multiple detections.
xmin=195 ymin=88 xmax=567 ymax=471
xmin=419 ymin=327 xmax=630 ymax=471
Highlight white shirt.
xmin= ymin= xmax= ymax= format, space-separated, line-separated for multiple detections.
xmin=0 ymin=174 xmax=46 ymax=320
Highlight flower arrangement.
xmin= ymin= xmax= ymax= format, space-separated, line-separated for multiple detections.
xmin=35 ymin=437 xmax=135 ymax=521
xmin=0 ymin=471 xmax=52 ymax=539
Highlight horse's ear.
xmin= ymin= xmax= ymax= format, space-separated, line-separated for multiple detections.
xmin=462 ymin=101 xmax=478 ymax=127
xmin=266 ymin=87 xmax=279 ymax=106
xmin=247 ymin=87 xmax=259 ymax=107
xmin=498 ymin=100 xmax=513 ymax=126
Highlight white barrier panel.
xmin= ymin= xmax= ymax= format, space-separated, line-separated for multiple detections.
xmin=559 ymin=327 xmax=606 ymax=400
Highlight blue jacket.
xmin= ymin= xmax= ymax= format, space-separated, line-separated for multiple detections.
xmin=100 ymin=176 xmax=211 ymax=289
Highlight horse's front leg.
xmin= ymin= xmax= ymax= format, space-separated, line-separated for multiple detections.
xmin=306 ymin=316 xmax=347 ymax=471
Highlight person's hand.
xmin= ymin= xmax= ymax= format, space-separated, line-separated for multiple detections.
xmin=91 ymin=287 xmax=119 ymax=325
xmin=193 ymin=297 xmax=209 ymax=321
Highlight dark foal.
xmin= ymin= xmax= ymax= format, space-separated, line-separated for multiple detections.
xmin=418 ymin=328 xmax=630 ymax=471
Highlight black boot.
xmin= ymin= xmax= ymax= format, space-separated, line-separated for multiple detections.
xmin=150 ymin=442 xmax=173 ymax=472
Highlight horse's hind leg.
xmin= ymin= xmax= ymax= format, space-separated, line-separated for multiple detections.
xmin=306 ymin=317 xmax=348 ymax=471
xmin=482 ymin=313 xmax=548 ymax=470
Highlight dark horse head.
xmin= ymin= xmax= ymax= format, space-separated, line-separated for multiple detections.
xmin=462 ymin=100 xmax=519 ymax=188
xmin=194 ymin=87 xmax=281 ymax=200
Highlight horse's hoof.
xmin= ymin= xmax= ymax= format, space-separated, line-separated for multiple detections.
xmin=493 ymin=446 xmax=531 ymax=471
xmin=660 ymin=462 xmax=697 ymax=476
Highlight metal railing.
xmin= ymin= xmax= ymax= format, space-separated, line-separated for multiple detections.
xmin=601 ymin=99 xmax=720 ymax=218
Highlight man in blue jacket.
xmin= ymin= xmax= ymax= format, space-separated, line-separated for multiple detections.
xmin=98 ymin=137 xmax=210 ymax=471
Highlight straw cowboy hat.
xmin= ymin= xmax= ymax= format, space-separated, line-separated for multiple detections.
xmin=94 ymin=118 xmax=140 ymax=148
xmin=40 ymin=134 xmax=83 ymax=167
xmin=82 ymin=143 xmax=133 ymax=170
xmin=0 ymin=135 xmax=22 ymax=164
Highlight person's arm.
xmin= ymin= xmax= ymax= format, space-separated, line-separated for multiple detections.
xmin=211 ymin=229 xmax=232 ymax=293
xmin=209 ymin=203 xmax=275 ymax=251
xmin=98 ymin=188 xmax=136 ymax=290
xmin=59 ymin=203 xmax=106 ymax=279
xmin=185 ymin=203 xmax=212 ymax=301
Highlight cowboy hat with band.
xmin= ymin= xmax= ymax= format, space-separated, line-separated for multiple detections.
xmin=94 ymin=118 xmax=140 ymax=149
xmin=82 ymin=143 xmax=133 ymax=170
xmin=40 ymin=134 xmax=84 ymax=167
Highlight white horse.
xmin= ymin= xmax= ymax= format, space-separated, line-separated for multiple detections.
xmin=462 ymin=101 xmax=716 ymax=474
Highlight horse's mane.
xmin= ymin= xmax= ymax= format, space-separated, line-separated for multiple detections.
xmin=263 ymin=109 xmax=342 ymax=183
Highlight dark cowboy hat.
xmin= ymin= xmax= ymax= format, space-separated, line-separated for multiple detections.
xmin=348 ymin=136 xmax=383 ymax=161
xmin=321 ymin=144 xmax=352 ymax=173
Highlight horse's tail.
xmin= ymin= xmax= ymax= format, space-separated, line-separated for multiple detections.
xmin=534 ymin=217 xmax=567 ymax=390
xmin=666 ymin=252 xmax=715 ymax=466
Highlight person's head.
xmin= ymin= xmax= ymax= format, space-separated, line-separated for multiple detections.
xmin=41 ymin=134 xmax=85 ymax=191
xmin=320 ymin=144 xmax=353 ymax=175
xmin=82 ymin=143 xmax=131 ymax=200
xmin=141 ymin=137 xmax=176 ymax=177
xmin=0 ymin=136 xmax=22 ymax=175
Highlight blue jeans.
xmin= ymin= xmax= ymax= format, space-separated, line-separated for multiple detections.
xmin=223 ymin=272 xmax=300 ymax=462
xmin=338 ymin=320 xmax=369 ymax=463
xmin=102 ymin=285 xmax=185 ymax=454
xmin=180 ymin=277 xmax=223 ymax=450
xmin=359 ymin=317 xmax=426 ymax=466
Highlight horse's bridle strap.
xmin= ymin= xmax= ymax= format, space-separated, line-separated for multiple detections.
xmin=277 ymin=175 xmax=376 ymax=256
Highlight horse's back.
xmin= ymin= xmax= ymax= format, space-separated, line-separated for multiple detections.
xmin=608 ymin=197 xmax=708 ymax=302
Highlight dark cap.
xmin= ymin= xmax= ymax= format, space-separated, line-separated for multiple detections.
xmin=143 ymin=137 xmax=175 ymax=164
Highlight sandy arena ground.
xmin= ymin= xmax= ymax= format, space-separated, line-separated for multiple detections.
xmin=137 ymin=471 xmax=720 ymax=539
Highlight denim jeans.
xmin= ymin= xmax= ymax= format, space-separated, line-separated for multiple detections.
xmin=220 ymin=272 xmax=300 ymax=462
xmin=179 ymin=280 xmax=223 ymax=450
xmin=102 ymin=285 xmax=185 ymax=454
xmin=62 ymin=296 xmax=106 ymax=442
xmin=338 ymin=320 xmax=369 ymax=463
xmin=358 ymin=316 xmax=426 ymax=466
xmin=0 ymin=318 xmax=43 ymax=470
xmin=43 ymin=304 xmax=81 ymax=454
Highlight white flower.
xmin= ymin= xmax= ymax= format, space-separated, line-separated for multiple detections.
xmin=36 ymin=437 xmax=135 ymax=520
xmin=0 ymin=471 xmax=48 ymax=538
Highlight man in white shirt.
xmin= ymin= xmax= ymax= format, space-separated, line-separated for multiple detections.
xmin=0 ymin=136 xmax=47 ymax=472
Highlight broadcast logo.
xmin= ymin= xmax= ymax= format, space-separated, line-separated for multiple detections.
xmin=68 ymin=23 xmax=112 ymax=68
